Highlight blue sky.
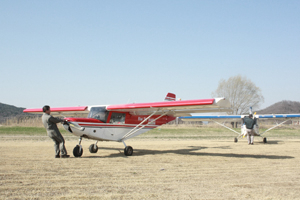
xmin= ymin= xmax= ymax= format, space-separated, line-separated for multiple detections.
xmin=1 ymin=1 xmax=299 ymax=110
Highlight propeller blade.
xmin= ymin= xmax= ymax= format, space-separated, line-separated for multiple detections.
xmin=68 ymin=121 xmax=85 ymax=131
xmin=63 ymin=121 xmax=85 ymax=132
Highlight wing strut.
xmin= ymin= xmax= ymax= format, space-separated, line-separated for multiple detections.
xmin=121 ymin=111 xmax=167 ymax=141
xmin=260 ymin=119 xmax=290 ymax=135
xmin=213 ymin=121 xmax=241 ymax=135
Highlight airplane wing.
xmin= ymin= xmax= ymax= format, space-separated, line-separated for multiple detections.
xmin=180 ymin=114 xmax=300 ymax=121
xmin=180 ymin=115 xmax=243 ymax=121
xmin=106 ymin=98 xmax=231 ymax=117
xmin=23 ymin=98 xmax=231 ymax=117
xmin=255 ymin=114 xmax=300 ymax=119
xmin=23 ymin=106 xmax=89 ymax=115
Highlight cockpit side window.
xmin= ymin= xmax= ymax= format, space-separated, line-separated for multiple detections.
xmin=88 ymin=107 xmax=109 ymax=122
xmin=109 ymin=112 xmax=126 ymax=124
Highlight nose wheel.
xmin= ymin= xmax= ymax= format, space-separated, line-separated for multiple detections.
xmin=73 ymin=145 xmax=83 ymax=157
xmin=73 ymin=137 xmax=83 ymax=157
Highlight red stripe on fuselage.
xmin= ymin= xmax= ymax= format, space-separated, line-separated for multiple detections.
xmin=65 ymin=118 xmax=103 ymax=123
xmin=78 ymin=123 xmax=157 ymax=129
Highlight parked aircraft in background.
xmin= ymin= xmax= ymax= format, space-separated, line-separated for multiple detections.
xmin=180 ymin=107 xmax=300 ymax=143
xmin=23 ymin=93 xmax=230 ymax=157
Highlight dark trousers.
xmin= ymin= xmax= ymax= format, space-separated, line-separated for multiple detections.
xmin=48 ymin=130 xmax=67 ymax=156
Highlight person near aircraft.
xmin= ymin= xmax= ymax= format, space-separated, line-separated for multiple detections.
xmin=243 ymin=114 xmax=257 ymax=145
xmin=42 ymin=105 xmax=70 ymax=158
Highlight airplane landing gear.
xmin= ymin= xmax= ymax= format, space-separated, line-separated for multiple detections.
xmin=263 ymin=137 xmax=267 ymax=143
xmin=234 ymin=137 xmax=238 ymax=143
xmin=89 ymin=143 xmax=98 ymax=153
xmin=73 ymin=145 xmax=83 ymax=157
xmin=73 ymin=137 xmax=83 ymax=157
xmin=124 ymin=146 xmax=133 ymax=156
xmin=122 ymin=141 xmax=133 ymax=156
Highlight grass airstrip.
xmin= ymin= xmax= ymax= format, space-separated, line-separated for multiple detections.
xmin=1 ymin=125 xmax=300 ymax=199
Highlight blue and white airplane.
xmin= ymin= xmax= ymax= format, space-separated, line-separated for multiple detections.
xmin=179 ymin=108 xmax=300 ymax=143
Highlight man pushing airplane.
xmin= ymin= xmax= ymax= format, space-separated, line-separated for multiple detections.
xmin=42 ymin=105 xmax=70 ymax=158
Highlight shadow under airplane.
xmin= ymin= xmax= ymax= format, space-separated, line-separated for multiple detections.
xmin=78 ymin=144 xmax=294 ymax=160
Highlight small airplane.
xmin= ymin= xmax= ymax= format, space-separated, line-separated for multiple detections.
xmin=179 ymin=107 xmax=300 ymax=143
xmin=23 ymin=93 xmax=231 ymax=157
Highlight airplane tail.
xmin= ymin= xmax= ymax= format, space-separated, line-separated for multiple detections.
xmin=164 ymin=93 xmax=176 ymax=101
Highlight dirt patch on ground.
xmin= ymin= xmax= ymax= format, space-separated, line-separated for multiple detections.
xmin=1 ymin=137 xmax=300 ymax=199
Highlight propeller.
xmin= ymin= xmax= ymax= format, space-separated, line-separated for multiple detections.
xmin=62 ymin=121 xmax=85 ymax=132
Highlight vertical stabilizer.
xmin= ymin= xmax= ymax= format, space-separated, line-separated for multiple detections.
xmin=249 ymin=107 xmax=253 ymax=114
xmin=165 ymin=93 xmax=176 ymax=101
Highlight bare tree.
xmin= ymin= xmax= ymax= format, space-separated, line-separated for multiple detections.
xmin=212 ymin=75 xmax=264 ymax=116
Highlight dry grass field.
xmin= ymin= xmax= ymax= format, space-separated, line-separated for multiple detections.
xmin=1 ymin=126 xmax=300 ymax=199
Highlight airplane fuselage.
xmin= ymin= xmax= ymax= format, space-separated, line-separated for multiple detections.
xmin=64 ymin=106 xmax=175 ymax=141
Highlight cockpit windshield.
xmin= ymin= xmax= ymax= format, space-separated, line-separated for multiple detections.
xmin=88 ymin=106 xmax=109 ymax=122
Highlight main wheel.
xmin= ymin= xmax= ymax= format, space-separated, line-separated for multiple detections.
xmin=263 ymin=137 xmax=267 ymax=143
xmin=124 ymin=146 xmax=133 ymax=156
xmin=73 ymin=145 xmax=83 ymax=157
xmin=234 ymin=137 xmax=238 ymax=143
xmin=89 ymin=144 xmax=98 ymax=153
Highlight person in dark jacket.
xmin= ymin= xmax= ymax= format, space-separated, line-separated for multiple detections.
xmin=243 ymin=114 xmax=257 ymax=145
xmin=42 ymin=105 xmax=70 ymax=158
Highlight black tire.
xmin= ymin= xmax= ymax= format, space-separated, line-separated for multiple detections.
xmin=234 ymin=137 xmax=238 ymax=143
xmin=73 ymin=145 xmax=83 ymax=157
xmin=89 ymin=144 xmax=98 ymax=153
xmin=124 ymin=146 xmax=133 ymax=156
xmin=263 ymin=137 xmax=267 ymax=143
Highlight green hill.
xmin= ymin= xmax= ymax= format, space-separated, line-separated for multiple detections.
xmin=0 ymin=103 xmax=33 ymax=123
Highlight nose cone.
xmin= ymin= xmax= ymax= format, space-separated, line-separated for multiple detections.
xmin=62 ymin=121 xmax=73 ymax=133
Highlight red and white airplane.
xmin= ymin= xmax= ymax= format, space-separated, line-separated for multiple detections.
xmin=23 ymin=93 xmax=230 ymax=157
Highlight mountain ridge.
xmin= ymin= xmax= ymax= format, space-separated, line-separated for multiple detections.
xmin=0 ymin=102 xmax=32 ymax=123
xmin=257 ymin=100 xmax=300 ymax=114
